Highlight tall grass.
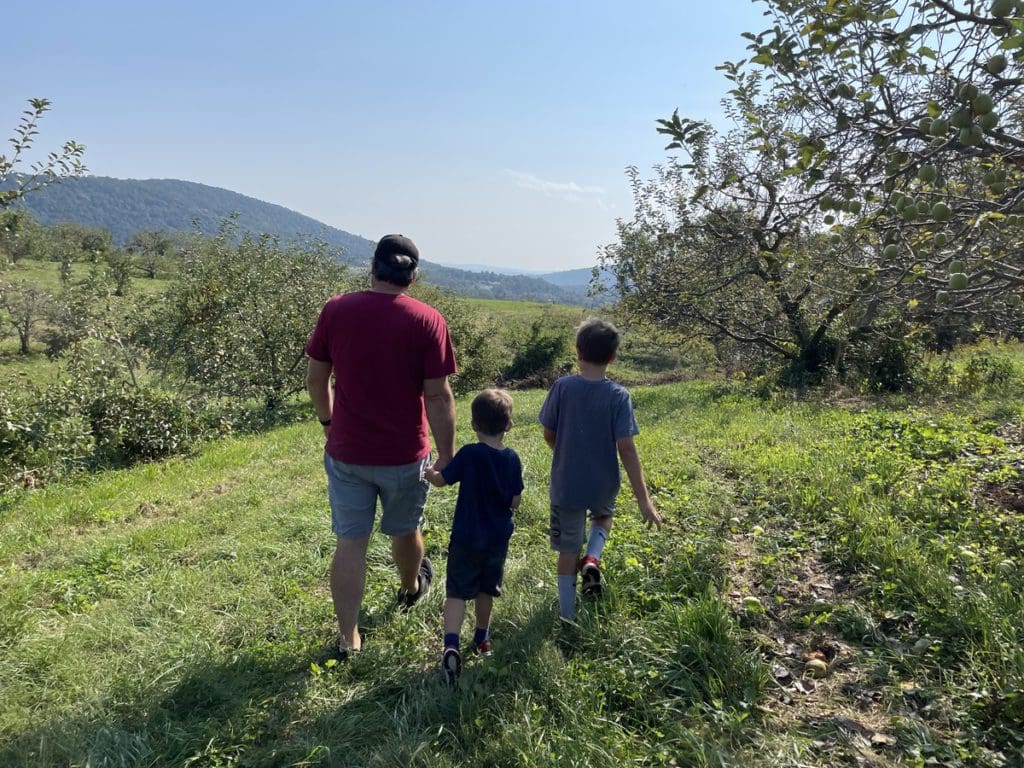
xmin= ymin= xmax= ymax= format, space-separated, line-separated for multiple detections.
xmin=2 ymin=350 xmax=1023 ymax=766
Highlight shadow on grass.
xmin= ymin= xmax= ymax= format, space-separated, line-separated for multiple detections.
xmin=0 ymin=606 xmax=566 ymax=767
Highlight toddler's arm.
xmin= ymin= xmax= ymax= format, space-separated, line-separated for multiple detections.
xmin=510 ymin=494 xmax=521 ymax=512
xmin=616 ymin=436 xmax=662 ymax=529
xmin=424 ymin=467 xmax=448 ymax=487
xmin=543 ymin=427 xmax=556 ymax=450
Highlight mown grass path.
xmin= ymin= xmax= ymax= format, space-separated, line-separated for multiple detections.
xmin=2 ymin=382 xmax=1022 ymax=767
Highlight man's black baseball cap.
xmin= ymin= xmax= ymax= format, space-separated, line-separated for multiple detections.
xmin=373 ymin=234 xmax=419 ymax=266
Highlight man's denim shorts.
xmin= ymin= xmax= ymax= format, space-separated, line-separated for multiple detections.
xmin=549 ymin=503 xmax=615 ymax=554
xmin=324 ymin=453 xmax=430 ymax=539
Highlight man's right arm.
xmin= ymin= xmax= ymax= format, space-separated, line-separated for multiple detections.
xmin=424 ymin=376 xmax=456 ymax=471
xmin=306 ymin=358 xmax=333 ymax=437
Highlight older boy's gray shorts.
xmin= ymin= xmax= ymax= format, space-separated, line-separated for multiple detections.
xmin=549 ymin=503 xmax=615 ymax=554
xmin=324 ymin=453 xmax=430 ymax=539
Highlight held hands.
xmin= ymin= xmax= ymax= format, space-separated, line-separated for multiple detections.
xmin=424 ymin=467 xmax=447 ymax=488
xmin=639 ymin=499 xmax=663 ymax=530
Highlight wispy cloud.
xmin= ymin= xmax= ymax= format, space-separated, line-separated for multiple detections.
xmin=505 ymin=170 xmax=610 ymax=209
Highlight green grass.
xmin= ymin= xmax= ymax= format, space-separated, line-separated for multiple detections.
xmin=2 ymin=258 xmax=170 ymax=295
xmin=2 ymin=363 xmax=1023 ymax=766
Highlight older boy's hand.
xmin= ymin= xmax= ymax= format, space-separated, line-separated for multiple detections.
xmin=639 ymin=499 xmax=663 ymax=529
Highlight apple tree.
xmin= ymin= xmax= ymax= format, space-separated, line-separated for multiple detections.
xmin=607 ymin=0 xmax=1024 ymax=384
xmin=138 ymin=224 xmax=354 ymax=408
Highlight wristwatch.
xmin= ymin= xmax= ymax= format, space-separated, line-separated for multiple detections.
xmin=319 ymin=417 xmax=331 ymax=426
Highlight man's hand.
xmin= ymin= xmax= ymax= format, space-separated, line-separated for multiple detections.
xmin=639 ymin=499 xmax=663 ymax=530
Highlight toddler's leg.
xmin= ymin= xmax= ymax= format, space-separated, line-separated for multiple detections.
xmin=473 ymin=593 xmax=494 ymax=653
xmin=443 ymin=598 xmax=466 ymax=649
xmin=474 ymin=593 xmax=493 ymax=631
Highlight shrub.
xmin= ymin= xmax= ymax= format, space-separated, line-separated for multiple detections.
xmin=0 ymin=345 xmax=206 ymax=491
xmin=844 ymin=322 xmax=923 ymax=392
xmin=502 ymin=319 xmax=572 ymax=384
xmin=0 ymin=390 xmax=95 ymax=489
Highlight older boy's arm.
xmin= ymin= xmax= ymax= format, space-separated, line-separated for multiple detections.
xmin=306 ymin=358 xmax=333 ymax=437
xmin=616 ymin=436 xmax=663 ymax=529
xmin=510 ymin=494 xmax=521 ymax=511
xmin=543 ymin=427 xmax=556 ymax=450
xmin=424 ymin=376 xmax=456 ymax=471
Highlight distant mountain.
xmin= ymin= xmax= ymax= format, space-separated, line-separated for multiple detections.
xmin=538 ymin=267 xmax=616 ymax=291
xmin=438 ymin=262 xmax=547 ymax=276
xmin=16 ymin=176 xmax=377 ymax=262
xmin=15 ymin=176 xmax=602 ymax=305
xmin=439 ymin=263 xmax=617 ymax=296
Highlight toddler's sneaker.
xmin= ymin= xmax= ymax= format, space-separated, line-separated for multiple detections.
xmin=579 ymin=555 xmax=602 ymax=597
xmin=441 ymin=647 xmax=462 ymax=688
xmin=473 ymin=639 xmax=493 ymax=657
xmin=396 ymin=557 xmax=434 ymax=610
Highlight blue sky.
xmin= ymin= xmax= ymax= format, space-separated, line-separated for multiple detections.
xmin=5 ymin=1 xmax=768 ymax=271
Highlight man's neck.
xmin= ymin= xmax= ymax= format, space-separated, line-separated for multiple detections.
xmin=578 ymin=359 xmax=608 ymax=381
xmin=369 ymin=277 xmax=406 ymax=295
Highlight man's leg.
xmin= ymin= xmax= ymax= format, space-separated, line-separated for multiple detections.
xmin=331 ymin=535 xmax=370 ymax=651
xmin=391 ymin=528 xmax=425 ymax=593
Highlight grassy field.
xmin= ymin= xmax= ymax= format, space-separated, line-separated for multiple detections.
xmin=2 ymin=349 xmax=1023 ymax=767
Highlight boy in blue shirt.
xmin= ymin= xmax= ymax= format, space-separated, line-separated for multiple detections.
xmin=426 ymin=388 xmax=523 ymax=687
xmin=539 ymin=319 xmax=662 ymax=621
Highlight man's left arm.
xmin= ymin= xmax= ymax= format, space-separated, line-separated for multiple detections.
xmin=424 ymin=376 xmax=456 ymax=471
xmin=306 ymin=358 xmax=333 ymax=438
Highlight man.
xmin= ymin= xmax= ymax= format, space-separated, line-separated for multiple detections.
xmin=305 ymin=234 xmax=457 ymax=659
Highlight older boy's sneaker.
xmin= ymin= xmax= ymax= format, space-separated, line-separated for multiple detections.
xmin=441 ymin=647 xmax=462 ymax=687
xmin=473 ymin=639 xmax=493 ymax=657
xmin=396 ymin=557 xmax=434 ymax=610
xmin=579 ymin=555 xmax=602 ymax=597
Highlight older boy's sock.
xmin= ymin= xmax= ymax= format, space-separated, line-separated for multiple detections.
xmin=557 ymin=574 xmax=577 ymax=620
xmin=585 ymin=524 xmax=609 ymax=561
xmin=444 ymin=633 xmax=460 ymax=650
xmin=473 ymin=627 xmax=489 ymax=647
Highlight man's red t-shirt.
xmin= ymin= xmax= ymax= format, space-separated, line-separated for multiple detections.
xmin=305 ymin=291 xmax=457 ymax=466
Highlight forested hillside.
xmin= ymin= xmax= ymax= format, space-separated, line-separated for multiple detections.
xmin=15 ymin=177 xmax=596 ymax=305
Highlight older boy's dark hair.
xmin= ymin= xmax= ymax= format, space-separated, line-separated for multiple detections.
xmin=471 ymin=388 xmax=514 ymax=436
xmin=575 ymin=318 xmax=620 ymax=365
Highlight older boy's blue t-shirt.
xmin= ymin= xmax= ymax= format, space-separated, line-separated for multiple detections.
xmin=441 ymin=442 xmax=524 ymax=549
xmin=538 ymin=375 xmax=639 ymax=510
